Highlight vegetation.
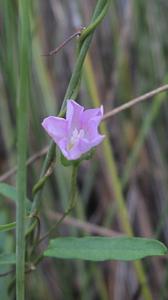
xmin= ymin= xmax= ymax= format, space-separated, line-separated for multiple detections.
xmin=0 ymin=0 xmax=168 ymax=299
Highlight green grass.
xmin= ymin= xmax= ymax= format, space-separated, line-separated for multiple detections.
xmin=0 ymin=0 xmax=168 ymax=299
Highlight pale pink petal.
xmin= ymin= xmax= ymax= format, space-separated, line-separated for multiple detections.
xmin=66 ymin=99 xmax=84 ymax=130
xmin=57 ymin=138 xmax=70 ymax=159
xmin=42 ymin=116 xmax=68 ymax=144
xmin=89 ymin=135 xmax=105 ymax=147
xmin=83 ymin=118 xmax=102 ymax=140
xmin=79 ymin=135 xmax=105 ymax=152
xmin=67 ymin=135 xmax=104 ymax=160
xmin=81 ymin=105 xmax=103 ymax=126
xmin=78 ymin=138 xmax=92 ymax=154
xmin=42 ymin=101 xmax=105 ymax=161
xmin=68 ymin=143 xmax=83 ymax=160
xmin=59 ymin=138 xmax=81 ymax=160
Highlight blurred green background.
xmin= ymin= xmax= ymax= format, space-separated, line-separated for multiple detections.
xmin=0 ymin=0 xmax=168 ymax=299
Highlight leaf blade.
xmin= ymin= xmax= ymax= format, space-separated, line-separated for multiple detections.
xmin=44 ymin=237 xmax=168 ymax=261
xmin=0 ymin=183 xmax=18 ymax=202
xmin=0 ymin=182 xmax=31 ymax=210
xmin=0 ymin=253 xmax=16 ymax=265
xmin=0 ymin=222 xmax=16 ymax=232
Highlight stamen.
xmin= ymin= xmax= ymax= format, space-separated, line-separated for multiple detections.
xmin=67 ymin=128 xmax=85 ymax=150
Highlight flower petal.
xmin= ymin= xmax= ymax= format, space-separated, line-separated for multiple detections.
xmin=81 ymin=105 xmax=103 ymax=126
xmin=42 ymin=116 xmax=67 ymax=144
xmin=79 ymin=135 xmax=105 ymax=152
xmin=57 ymin=138 xmax=70 ymax=159
xmin=66 ymin=99 xmax=84 ymax=130
xmin=42 ymin=101 xmax=105 ymax=161
xmin=89 ymin=135 xmax=105 ymax=147
xmin=66 ymin=134 xmax=105 ymax=161
xmin=59 ymin=138 xmax=81 ymax=160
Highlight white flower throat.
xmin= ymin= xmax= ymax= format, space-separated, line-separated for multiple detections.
xmin=68 ymin=128 xmax=85 ymax=150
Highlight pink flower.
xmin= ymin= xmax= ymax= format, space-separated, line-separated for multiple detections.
xmin=42 ymin=100 xmax=105 ymax=160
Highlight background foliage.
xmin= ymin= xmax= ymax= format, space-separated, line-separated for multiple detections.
xmin=0 ymin=0 xmax=168 ymax=299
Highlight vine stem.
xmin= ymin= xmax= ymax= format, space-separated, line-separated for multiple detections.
xmin=16 ymin=0 xmax=30 ymax=299
xmin=24 ymin=165 xmax=79 ymax=276
xmin=28 ymin=0 xmax=110 ymax=226
xmin=38 ymin=164 xmax=78 ymax=244
xmin=1 ymin=83 xmax=168 ymax=183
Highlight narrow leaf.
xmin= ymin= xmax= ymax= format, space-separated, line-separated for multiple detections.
xmin=0 ymin=222 xmax=16 ymax=232
xmin=44 ymin=237 xmax=168 ymax=261
xmin=0 ymin=253 xmax=16 ymax=265
xmin=0 ymin=183 xmax=31 ymax=209
xmin=0 ymin=183 xmax=18 ymax=202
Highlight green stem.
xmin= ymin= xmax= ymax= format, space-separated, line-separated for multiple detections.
xmin=29 ymin=0 xmax=110 ymax=225
xmin=27 ymin=164 xmax=78 ymax=269
xmin=25 ymin=1 xmax=110 ymax=266
xmin=29 ymin=141 xmax=55 ymax=217
xmin=60 ymin=0 xmax=109 ymax=113
xmin=38 ymin=164 xmax=78 ymax=244
xmin=122 ymin=92 xmax=166 ymax=188
xmin=84 ymin=54 xmax=153 ymax=300
xmin=16 ymin=1 xmax=30 ymax=299
xmin=79 ymin=0 xmax=110 ymax=45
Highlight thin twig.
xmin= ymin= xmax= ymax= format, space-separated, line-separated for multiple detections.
xmin=48 ymin=211 xmax=123 ymax=237
xmin=1 ymin=84 xmax=168 ymax=183
xmin=38 ymin=210 xmax=72 ymax=245
xmin=103 ymin=84 xmax=168 ymax=120
xmin=43 ymin=27 xmax=84 ymax=56
xmin=8 ymin=207 xmax=123 ymax=277
xmin=38 ymin=165 xmax=78 ymax=244
xmin=0 ymin=146 xmax=48 ymax=182
xmin=0 ymin=255 xmax=41 ymax=277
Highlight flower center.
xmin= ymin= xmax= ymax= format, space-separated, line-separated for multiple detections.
xmin=67 ymin=128 xmax=85 ymax=150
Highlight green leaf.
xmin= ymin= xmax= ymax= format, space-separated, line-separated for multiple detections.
xmin=0 ymin=217 xmax=31 ymax=233
xmin=44 ymin=237 xmax=168 ymax=261
xmin=0 ymin=183 xmax=18 ymax=202
xmin=0 ymin=222 xmax=16 ymax=232
xmin=0 ymin=183 xmax=31 ymax=210
xmin=0 ymin=253 xmax=16 ymax=265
